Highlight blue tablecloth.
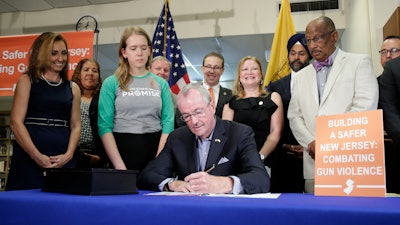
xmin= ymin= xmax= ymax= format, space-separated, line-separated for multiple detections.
xmin=0 ymin=189 xmax=399 ymax=225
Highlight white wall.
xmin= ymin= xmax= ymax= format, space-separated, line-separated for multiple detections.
xmin=0 ymin=0 xmax=399 ymax=110
xmin=0 ymin=0 xmax=346 ymax=40
xmin=1 ymin=0 xmax=398 ymax=70
xmin=342 ymin=0 xmax=400 ymax=75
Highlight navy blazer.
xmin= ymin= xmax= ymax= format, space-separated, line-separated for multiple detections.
xmin=379 ymin=56 xmax=400 ymax=194
xmin=379 ymin=56 xmax=400 ymax=141
xmin=138 ymin=118 xmax=270 ymax=194
xmin=215 ymin=86 xmax=232 ymax=118
xmin=267 ymin=74 xmax=298 ymax=145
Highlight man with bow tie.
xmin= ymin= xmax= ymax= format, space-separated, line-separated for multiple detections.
xmin=287 ymin=16 xmax=378 ymax=193
xmin=138 ymin=83 xmax=269 ymax=194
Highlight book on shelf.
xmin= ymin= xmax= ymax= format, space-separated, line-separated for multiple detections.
xmin=0 ymin=128 xmax=7 ymax=139
xmin=0 ymin=161 xmax=4 ymax=172
xmin=0 ymin=143 xmax=7 ymax=155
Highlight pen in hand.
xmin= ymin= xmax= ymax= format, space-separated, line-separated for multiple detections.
xmin=205 ymin=164 xmax=215 ymax=173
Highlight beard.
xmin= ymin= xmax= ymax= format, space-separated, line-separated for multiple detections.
xmin=290 ymin=59 xmax=309 ymax=72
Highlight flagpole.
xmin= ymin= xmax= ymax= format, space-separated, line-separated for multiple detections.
xmin=162 ymin=0 xmax=168 ymax=57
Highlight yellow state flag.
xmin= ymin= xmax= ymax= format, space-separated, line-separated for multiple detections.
xmin=264 ymin=0 xmax=296 ymax=87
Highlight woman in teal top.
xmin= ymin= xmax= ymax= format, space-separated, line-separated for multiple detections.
xmin=98 ymin=27 xmax=174 ymax=173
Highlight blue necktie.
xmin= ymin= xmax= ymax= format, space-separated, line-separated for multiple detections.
xmin=313 ymin=57 xmax=333 ymax=72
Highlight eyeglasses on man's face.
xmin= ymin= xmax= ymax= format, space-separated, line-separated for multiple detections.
xmin=306 ymin=31 xmax=334 ymax=44
xmin=379 ymin=48 xmax=400 ymax=56
xmin=203 ymin=65 xmax=223 ymax=72
xmin=180 ymin=107 xmax=207 ymax=122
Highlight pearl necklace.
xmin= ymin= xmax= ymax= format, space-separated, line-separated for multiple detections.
xmin=41 ymin=74 xmax=62 ymax=87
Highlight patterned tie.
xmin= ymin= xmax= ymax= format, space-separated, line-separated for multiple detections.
xmin=208 ymin=87 xmax=215 ymax=103
xmin=313 ymin=57 xmax=333 ymax=72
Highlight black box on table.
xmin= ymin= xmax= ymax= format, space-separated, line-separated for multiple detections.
xmin=42 ymin=168 xmax=139 ymax=195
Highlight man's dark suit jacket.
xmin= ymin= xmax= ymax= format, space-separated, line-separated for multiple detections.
xmin=267 ymin=74 xmax=304 ymax=193
xmin=379 ymin=56 xmax=400 ymax=193
xmin=380 ymin=57 xmax=400 ymax=142
xmin=138 ymin=118 xmax=270 ymax=194
xmin=267 ymin=75 xmax=298 ymax=146
xmin=215 ymin=86 xmax=232 ymax=118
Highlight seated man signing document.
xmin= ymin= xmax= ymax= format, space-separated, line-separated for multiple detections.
xmin=138 ymin=83 xmax=270 ymax=194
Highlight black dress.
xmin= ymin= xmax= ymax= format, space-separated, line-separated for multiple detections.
xmin=228 ymin=94 xmax=278 ymax=166
xmin=6 ymin=78 xmax=76 ymax=190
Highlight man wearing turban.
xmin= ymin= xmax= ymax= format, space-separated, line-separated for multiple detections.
xmin=267 ymin=33 xmax=312 ymax=193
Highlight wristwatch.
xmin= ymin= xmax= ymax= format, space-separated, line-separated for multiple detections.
xmin=259 ymin=153 xmax=266 ymax=161
xmin=164 ymin=180 xmax=174 ymax=192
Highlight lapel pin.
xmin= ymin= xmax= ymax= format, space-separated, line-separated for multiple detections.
xmin=215 ymin=139 xmax=221 ymax=143
xmin=258 ymin=101 xmax=263 ymax=105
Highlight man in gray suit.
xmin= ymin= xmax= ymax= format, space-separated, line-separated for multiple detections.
xmin=288 ymin=16 xmax=378 ymax=193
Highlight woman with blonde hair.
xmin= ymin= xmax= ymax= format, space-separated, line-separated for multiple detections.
xmin=222 ymin=56 xmax=283 ymax=174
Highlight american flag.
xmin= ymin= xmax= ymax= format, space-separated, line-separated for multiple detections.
xmin=152 ymin=0 xmax=190 ymax=94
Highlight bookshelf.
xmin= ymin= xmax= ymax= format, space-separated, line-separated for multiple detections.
xmin=0 ymin=111 xmax=12 ymax=191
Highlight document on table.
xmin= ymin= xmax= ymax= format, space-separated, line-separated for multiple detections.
xmin=144 ymin=192 xmax=281 ymax=199
xmin=387 ymin=193 xmax=400 ymax=197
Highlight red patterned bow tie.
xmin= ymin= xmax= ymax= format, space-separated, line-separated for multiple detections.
xmin=313 ymin=57 xmax=333 ymax=72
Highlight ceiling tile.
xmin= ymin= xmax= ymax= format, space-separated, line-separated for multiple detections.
xmin=88 ymin=0 xmax=132 ymax=4
xmin=0 ymin=0 xmax=133 ymax=13
xmin=3 ymin=0 xmax=53 ymax=12
xmin=0 ymin=0 xmax=18 ymax=13
xmin=45 ymin=0 xmax=91 ymax=8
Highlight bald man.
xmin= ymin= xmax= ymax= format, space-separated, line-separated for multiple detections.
xmin=288 ymin=16 xmax=378 ymax=193
xmin=379 ymin=35 xmax=400 ymax=68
